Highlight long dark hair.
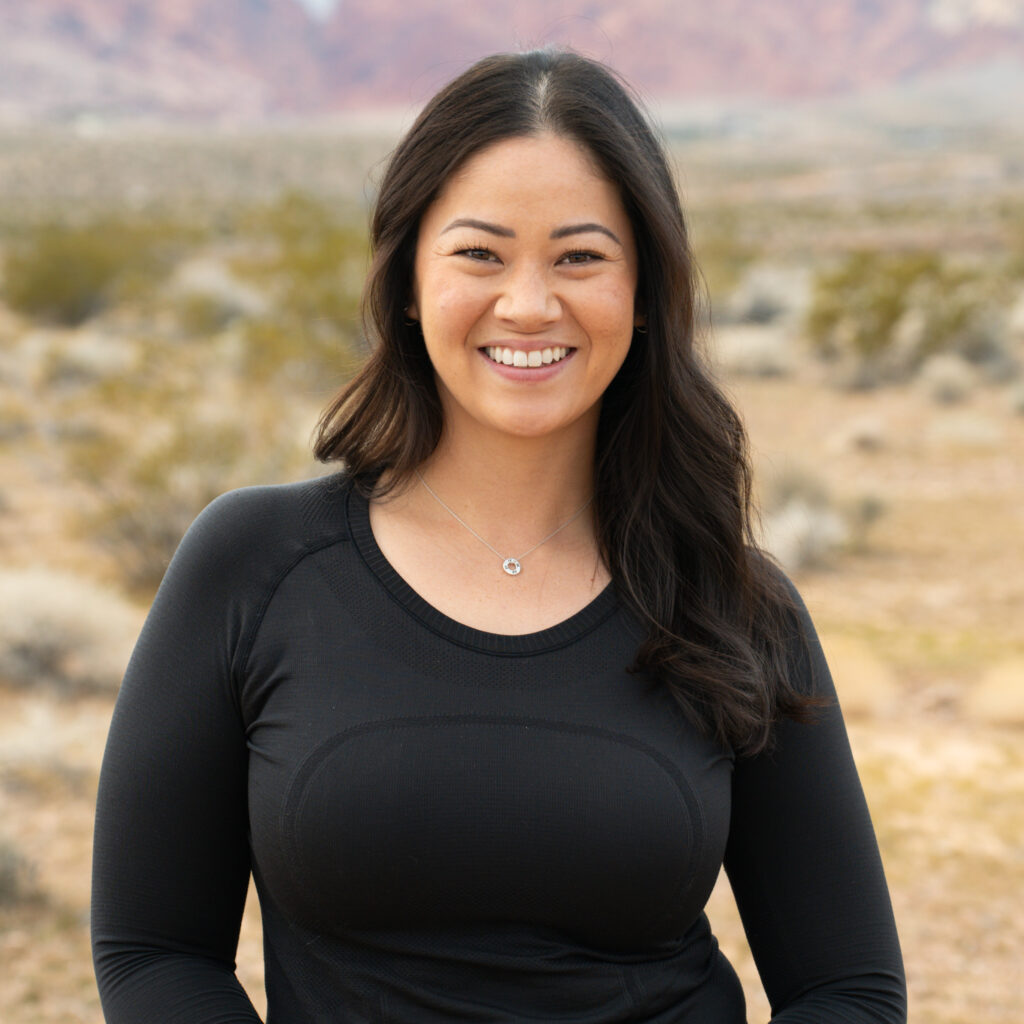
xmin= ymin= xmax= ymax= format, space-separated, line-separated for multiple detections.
xmin=315 ymin=49 xmax=813 ymax=754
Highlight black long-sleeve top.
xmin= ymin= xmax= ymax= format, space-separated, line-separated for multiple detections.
xmin=91 ymin=473 xmax=906 ymax=1022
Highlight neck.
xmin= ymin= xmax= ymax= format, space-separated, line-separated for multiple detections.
xmin=412 ymin=426 xmax=597 ymax=549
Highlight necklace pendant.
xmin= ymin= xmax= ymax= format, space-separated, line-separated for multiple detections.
xmin=502 ymin=557 xmax=522 ymax=576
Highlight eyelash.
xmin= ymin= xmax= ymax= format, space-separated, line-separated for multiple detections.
xmin=561 ymin=249 xmax=604 ymax=265
xmin=456 ymin=246 xmax=499 ymax=262
xmin=453 ymin=244 xmax=605 ymax=265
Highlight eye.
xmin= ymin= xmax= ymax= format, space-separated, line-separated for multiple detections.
xmin=559 ymin=249 xmax=604 ymax=265
xmin=455 ymin=246 xmax=499 ymax=263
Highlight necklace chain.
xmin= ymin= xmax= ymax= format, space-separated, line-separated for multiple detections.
xmin=415 ymin=470 xmax=593 ymax=576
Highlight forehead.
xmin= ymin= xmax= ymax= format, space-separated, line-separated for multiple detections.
xmin=425 ymin=133 xmax=629 ymax=228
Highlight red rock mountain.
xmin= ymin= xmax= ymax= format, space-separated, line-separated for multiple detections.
xmin=1 ymin=0 xmax=1022 ymax=119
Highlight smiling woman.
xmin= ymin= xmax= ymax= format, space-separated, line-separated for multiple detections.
xmin=409 ymin=133 xmax=639 ymax=450
xmin=92 ymin=49 xmax=907 ymax=1023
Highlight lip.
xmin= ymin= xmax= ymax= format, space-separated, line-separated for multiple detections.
xmin=478 ymin=344 xmax=576 ymax=381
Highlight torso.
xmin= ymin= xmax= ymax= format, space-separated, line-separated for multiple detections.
xmin=239 ymin=477 xmax=741 ymax=1021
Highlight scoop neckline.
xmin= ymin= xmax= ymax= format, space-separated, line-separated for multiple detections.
xmin=345 ymin=483 xmax=620 ymax=656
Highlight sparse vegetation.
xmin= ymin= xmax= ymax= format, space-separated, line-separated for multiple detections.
xmin=918 ymin=353 xmax=978 ymax=405
xmin=2 ymin=217 xmax=197 ymax=326
xmin=804 ymin=249 xmax=1010 ymax=387
xmin=757 ymin=464 xmax=846 ymax=571
xmin=230 ymin=191 xmax=367 ymax=386
xmin=66 ymin=360 xmax=314 ymax=592
xmin=0 ymin=838 xmax=38 ymax=907
xmin=689 ymin=207 xmax=758 ymax=314
xmin=0 ymin=568 xmax=141 ymax=693
xmin=756 ymin=464 xmax=886 ymax=572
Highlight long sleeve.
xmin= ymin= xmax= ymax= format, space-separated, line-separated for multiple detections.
xmin=91 ymin=491 xmax=271 ymax=1023
xmin=723 ymin=587 xmax=907 ymax=1023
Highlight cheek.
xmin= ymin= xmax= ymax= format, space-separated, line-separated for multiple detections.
xmin=596 ymin=286 xmax=639 ymax=342
xmin=421 ymin=283 xmax=481 ymax=334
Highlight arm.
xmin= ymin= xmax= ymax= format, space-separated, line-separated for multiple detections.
xmin=92 ymin=492 xmax=266 ymax=1023
xmin=724 ymin=587 xmax=907 ymax=1023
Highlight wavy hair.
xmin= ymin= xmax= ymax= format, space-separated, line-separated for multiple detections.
xmin=314 ymin=49 xmax=814 ymax=754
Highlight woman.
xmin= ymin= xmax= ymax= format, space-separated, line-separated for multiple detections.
xmin=92 ymin=50 xmax=906 ymax=1022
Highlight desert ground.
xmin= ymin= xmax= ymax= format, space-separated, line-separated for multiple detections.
xmin=1 ymin=94 xmax=1022 ymax=1021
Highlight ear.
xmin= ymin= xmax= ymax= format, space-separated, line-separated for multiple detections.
xmin=634 ymin=310 xmax=646 ymax=330
xmin=406 ymin=299 xmax=419 ymax=321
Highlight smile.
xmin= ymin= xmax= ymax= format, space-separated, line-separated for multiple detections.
xmin=483 ymin=346 xmax=572 ymax=368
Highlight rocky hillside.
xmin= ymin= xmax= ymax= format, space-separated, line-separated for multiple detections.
xmin=1 ymin=0 xmax=1023 ymax=118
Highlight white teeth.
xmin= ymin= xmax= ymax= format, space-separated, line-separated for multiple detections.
xmin=484 ymin=346 xmax=570 ymax=366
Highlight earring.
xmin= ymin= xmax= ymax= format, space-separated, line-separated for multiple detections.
xmin=635 ymin=324 xmax=647 ymax=334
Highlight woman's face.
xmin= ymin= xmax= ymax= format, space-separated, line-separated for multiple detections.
xmin=409 ymin=133 xmax=640 ymax=449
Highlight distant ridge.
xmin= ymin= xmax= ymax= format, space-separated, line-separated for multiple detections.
xmin=1 ymin=0 xmax=1023 ymax=121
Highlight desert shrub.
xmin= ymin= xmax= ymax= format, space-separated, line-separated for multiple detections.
xmin=711 ymin=324 xmax=793 ymax=378
xmin=0 ymin=568 xmax=141 ymax=693
xmin=0 ymin=838 xmax=38 ymax=907
xmin=37 ymin=330 xmax=143 ymax=391
xmin=689 ymin=207 xmax=758 ymax=315
xmin=2 ymin=216 xmax=197 ymax=326
xmin=756 ymin=465 xmax=883 ymax=572
xmin=805 ymin=249 xmax=1007 ymax=386
xmin=760 ymin=499 xmax=847 ymax=574
xmin=67 ymin=354 xmax=315 ymax=593
xmin=170 ymin=256 xmax=270 ymax=337
xmin=73 ymin=413 xmax=275 ymax=592
xmin=231 ymin=191 xmax=367 ymax=387
xmin=720 ymin=264 xmax=812 ymax=327
xmin=917 ymin=353 xmax=977 ymax=405
xmin=757 ymin=466 xmax=845 ymax=572
xmin=760 ymin=464 xmax=831 ymax=512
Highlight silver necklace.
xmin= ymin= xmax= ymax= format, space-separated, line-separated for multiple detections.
xmin=415 ymin=470 xmax=593 ymax=576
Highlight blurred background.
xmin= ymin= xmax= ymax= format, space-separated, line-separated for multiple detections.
xmin=0 ymin=1 xmax=1022 ymax=1021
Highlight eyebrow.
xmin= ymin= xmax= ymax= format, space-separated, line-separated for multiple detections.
xmin=550 ymin=222 xmax=622 ymax=245
xmin=441 ymin=218 xmax=514 ymax=237
xmin=440 ymin=218 xmax=622 ymax=245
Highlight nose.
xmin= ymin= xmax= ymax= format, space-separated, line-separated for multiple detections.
xmin=493 ymin=264 xmax=560 ymax=330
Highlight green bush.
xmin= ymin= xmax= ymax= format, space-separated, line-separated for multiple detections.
xmin=73 ymin=414 xmax=255 ymax=593
xmin=231 ymin=191 xmax=367 ymax=385
xmin=66 ymin=355 xmax=314 ymax=594
xmin=690 ymin=207 xmax=758 ymax=311
xmin=806 ymin=250 xmax=939 ymax=361
xmin=805 ymin=249 xmax=1006 ymax=383
xmin=2 ymin=217 xmax=196 ymax=326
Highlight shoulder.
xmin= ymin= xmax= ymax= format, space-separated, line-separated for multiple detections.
xmin=163 ymin=472 xmax=354 ymax=595
xmin=189 ymin=471 xmax=350 ymax=548
xmin=135 ymin=473 xmax=355 ymax=675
